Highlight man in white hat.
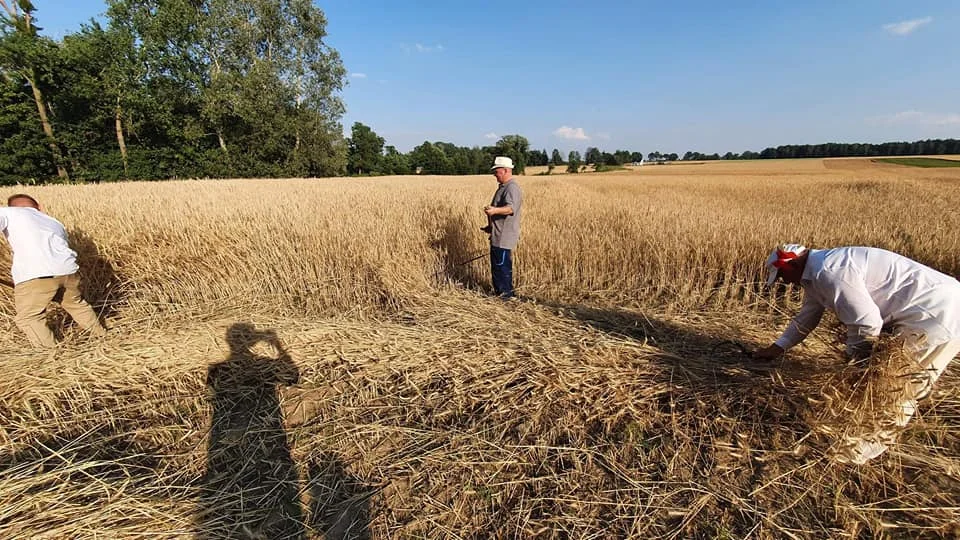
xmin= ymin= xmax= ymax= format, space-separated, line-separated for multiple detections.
xmin=755 ymin=244 xmax=960 ymax=463
xmin=0 ymin=194 xmax=107 ymax=348
xmin=481 ymin=156 xmax=522 ymax=298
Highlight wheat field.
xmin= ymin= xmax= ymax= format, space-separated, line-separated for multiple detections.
xmin=1 ymin=158 xmax=960 ymax=538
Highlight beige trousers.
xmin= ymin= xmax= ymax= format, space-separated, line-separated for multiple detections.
xmin=14 ymin=274 xmax=107 ymax=348
xmin=838 ymin=338 xmax=960 ymax=464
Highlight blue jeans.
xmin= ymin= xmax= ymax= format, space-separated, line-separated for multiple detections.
xmin=490 ymin=246 xmax=513 ymax=297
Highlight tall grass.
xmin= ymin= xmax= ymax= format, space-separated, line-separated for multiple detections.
xmin=2 ymin=163 xmax=958 ymax=321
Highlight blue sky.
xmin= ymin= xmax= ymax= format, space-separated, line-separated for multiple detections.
xmin=32 ymin=0 xmax=960 ymax=155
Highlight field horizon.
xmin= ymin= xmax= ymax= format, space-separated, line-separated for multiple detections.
xmin=2 ymin=157 xmax=959 ymax=538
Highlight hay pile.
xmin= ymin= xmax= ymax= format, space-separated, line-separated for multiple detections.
xmin=1 ymin=293 xmax=958 ymax=538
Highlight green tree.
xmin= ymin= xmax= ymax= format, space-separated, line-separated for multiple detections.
xmin=551 ymin=148 xmax=563 ymax=165
xmin=101 ymin=0 xmax=347 ymax=179
xmin=52 ymin=22 xmax=148 ymax=181
xmin=566 ymin=150 xmax=581 ymax=173
xmin=381 ymin=145 xmax=411 ymax=175
xmin=584 ymin=146 xmax=601 ymax=165
xmin=410 ymin=141 xmax=453 ymax=175
xmin=494 ymin=134 xmax=528 ymax=174
xmin=0 ymin=71 xmax=53 ymax=183
xmin=346 ymin=122 xmax=384 ymax=174
xmin=0 ymin=0 xmax=69 ymax=180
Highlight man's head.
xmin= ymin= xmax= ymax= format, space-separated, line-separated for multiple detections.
xmin=7 ymin=194 xmax=39 ymax=209
xmin=491 ymin=156 xmax=513 ymax=184
xmin=765 ymin=243 xmax=808 ymax=285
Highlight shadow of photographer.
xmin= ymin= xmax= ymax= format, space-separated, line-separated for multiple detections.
xmin=199 ymin=323 xmax=375 ymax=539
xmin=199 ymin=323 xmax=303 ymax=539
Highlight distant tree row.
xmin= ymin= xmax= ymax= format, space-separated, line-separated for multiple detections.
xmin=346 ymin=124 xmax=534 ymax=175
xmin=345 ymin=124 xmax=652 ymax=177
xmin=682 ymin=139 xmax=960 ymax=161
xmin=347 ymin=132 xmax=960 ymax=177
xmin=1 ymin=0 xmax=347 ymax=185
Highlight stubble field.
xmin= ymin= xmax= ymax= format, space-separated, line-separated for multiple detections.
xmin=1 ymin=157 xmax=960 ymax=538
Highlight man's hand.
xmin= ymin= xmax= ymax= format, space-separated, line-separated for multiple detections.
xmin=753 ymin=344 xmax=784 ymax=360
xmin=483 ymin=205 xmax=497 ymax=216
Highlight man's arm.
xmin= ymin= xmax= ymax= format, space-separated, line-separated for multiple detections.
xmin=484 ymin=183 xmax=520 ymax=217
xmin=775 ymin=299 xmax=826 ymax=351
xmin=484 ymin=205 xmax=513 ymax=216
xmin=755 ymin=299 xmax=825 ymax=359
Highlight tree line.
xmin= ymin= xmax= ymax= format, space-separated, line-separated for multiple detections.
xmin=345 ymin=122 xmax=650 ymax=176
xmin=681 ymin=139 xmax=960 ymax=161
xmin=349 ymin=121 xmax=960 ymax=177
xmin=1 ymin=0 xmax=347 ymax=185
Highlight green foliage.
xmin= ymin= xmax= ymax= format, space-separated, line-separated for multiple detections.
xmin=682 ymin=140 xmax=960 ymax=161
xmin=493 ymin=134 xmax=528 ymax=175
xmin=584 ymin=146 xmax=601 ymax=165
xmin=550 ymin=148 xmax=563 ymax=165
xmin=407 ymin=141 xmax=497 ymax=176
xmin=381 ymin=145 xmax=412 ymax=175
xmin=0 ymin=71 xmax=54 ymax=183
xmin=347 ymin=122 xmax=384 ymax=175
xmin=0 ymin=0 xmax=348 ymax=184
xmin=525 ymin=148 xmax=548 ymax=167
xmin=566 ymin=150 xmax=581 ymax=174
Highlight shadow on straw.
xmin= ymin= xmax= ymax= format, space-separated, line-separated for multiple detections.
xmin=431 ymin=211 xmax=488 ymax=291
xmin=199 ymin=323 xmax=303 ymax=539
xmin=69 ymin=228 xmax=125 ymax=323
xmin=304 ymin=453 xmax=373 ymax=540
xmin=199 ymin=323 xmax=374 ymax=539
xmin=39 ymin=229 xmax=123 ymax=339
xmin=540 ymin=300 xmax=827 ymax=441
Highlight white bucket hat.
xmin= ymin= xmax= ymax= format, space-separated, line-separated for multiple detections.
xmin=764 ymin=243 xmax=807 ymax=285
xmin=491 ymin=156 xmax=514 ymax=170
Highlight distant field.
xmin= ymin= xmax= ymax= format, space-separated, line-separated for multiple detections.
xmin=2 ymin=158 xmax=960 ymax=538
xmin=876 ymin=157 xmax=960 ymax=168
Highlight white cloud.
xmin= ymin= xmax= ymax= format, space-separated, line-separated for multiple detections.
xmin=552 ymin=126 xmax=590 ymax=141
xmin=484 ymin=132 xmax=499 ymax=140
xmin=869 ymin=110 xmax=960 ymax=126
xmin=883 ymin=16 xmax=933 ymax=36
xmin=404 ymin=43 xmax=444 ymax=53
xmin=349 ymin=72 xmax=367 ymax=79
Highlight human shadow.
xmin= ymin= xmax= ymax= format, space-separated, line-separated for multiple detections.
xmin=304 ymin=453 xmax=373 ymax=539
xmin=68 ymin=228 xmax=125 ymax=322
xmin=430 ymin=212 xmax=488 ymax=291
xmin=541 ymin=300 xmax=828 ymax=440
xmin=198 ymin=323 xmax=303 ymax=539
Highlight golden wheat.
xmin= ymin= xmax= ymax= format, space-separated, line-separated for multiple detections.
xmin=1 ymin=159 xmax=959 ymax=538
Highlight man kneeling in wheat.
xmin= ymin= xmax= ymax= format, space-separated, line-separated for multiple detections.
xmin=754 ymin=244 xmax=960 ymax=464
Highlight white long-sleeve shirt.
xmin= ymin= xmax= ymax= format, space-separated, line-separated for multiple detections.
xmin=0 ymin=207 xmax=79 ymax=285
xmin=775 ymin=247 xmax=960 ymax=355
